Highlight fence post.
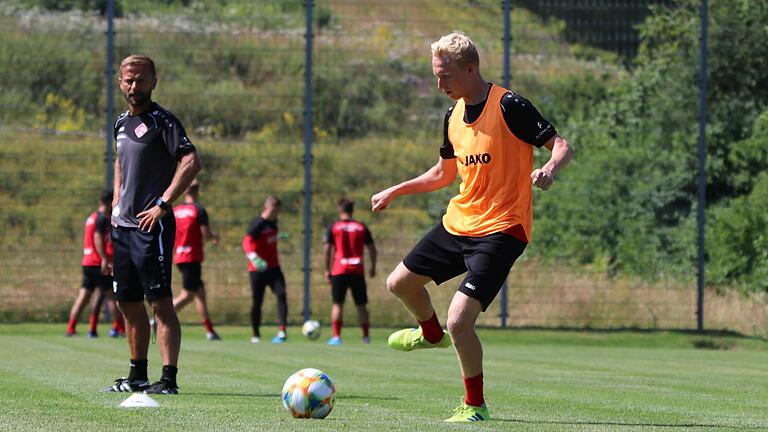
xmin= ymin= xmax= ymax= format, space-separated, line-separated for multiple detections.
xmin=104 ymin=0 xmax=115 ymax=189
xmin=498 ymin=0 xmax=511 ymax=329
xmin=696 ymin=0 xmax=708 ymax=333
xmin=302 ymin=0 xmax=315 ymax=323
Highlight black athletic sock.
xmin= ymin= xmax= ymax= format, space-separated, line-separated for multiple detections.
xmin=128 ymin=359 xmax=148 ymax=382
xmin=161 ymin=365 xmax=178 ymax=384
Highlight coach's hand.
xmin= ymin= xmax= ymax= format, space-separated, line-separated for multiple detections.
xmin=531 ymin=168 xmax=554 ymax=191
xmin=137 ymin=206 xmax=166 ymax=232
xmin=371 ymin=189 xmax=394 ymax=212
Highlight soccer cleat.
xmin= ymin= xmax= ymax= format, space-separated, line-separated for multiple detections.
xmin=87 ymin=331 xmax=98 ymax=338
xmin=272 ymin=330 xmax=287 ymax=344
xmin=387 ymin=327 xmax=451 ymax=352
xmin=66 ymin=331 xmax=78 ymax=337
xmin=250 ymin=336 xmax=261 ymax=343
xmin=444 ymin=403 xmax=490 ymax=422
xmin=144 ymin=379 xmax=179 ymax=395
xmin=108 ymin=328 xmax=119 ymax=338
xmin=104 ymin=378 xmax=150 ymax=393
xmin=327 ymin=336 xmax=342 ymax=346
xmin=206 ymin=331 xmax=222 ymax=341
xmin=362 ymin=336 xmax=370 ymax=345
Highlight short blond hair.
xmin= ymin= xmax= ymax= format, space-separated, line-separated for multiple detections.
xmin=430 ymin=32 xmax=479 ymax=68
xmin=120 ymin=55 xmax=156 ymax=77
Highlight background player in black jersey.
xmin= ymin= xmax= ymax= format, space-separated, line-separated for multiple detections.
xmin=105 ymin=55 xmax=201 ymax=395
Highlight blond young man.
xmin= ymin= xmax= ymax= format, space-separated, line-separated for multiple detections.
xmin=371 ymin=32 xmax=573 ymax=422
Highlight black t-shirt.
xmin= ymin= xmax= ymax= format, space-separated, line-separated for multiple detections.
xmin=247 ymin=217 xmax=278 ymax=239
xmin=440 ymin=86 xmax=557 ymax=159
xmin=113 ymin=102 xmax=196 ymax=228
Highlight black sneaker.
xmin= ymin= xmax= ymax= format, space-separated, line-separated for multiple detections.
xmin=144 ymin=379 xmax=179 ymax=395
xmin=104 ymin=378 xmax=150 ymax=393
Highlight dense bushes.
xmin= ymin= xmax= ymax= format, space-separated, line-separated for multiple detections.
xmin=532 ymin=0 xmax=768 ymax=292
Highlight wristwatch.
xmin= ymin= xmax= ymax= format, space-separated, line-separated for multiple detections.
xmin=155 ymin=197 xmax=171 ymax=211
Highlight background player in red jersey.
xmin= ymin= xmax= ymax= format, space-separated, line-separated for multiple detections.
xmin=171 ymin=180 xmax=221 ymax=340
xmin=324 ymin=198 xmax=377 ymax=345
xmin=66 ymin=189 xmax=125 ymax=338
xmin=242 ymin=196 xmax=289 ymax=343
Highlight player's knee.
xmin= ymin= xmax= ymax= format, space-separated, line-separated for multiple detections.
xmin=446 ymin=315 xmax=471 ymax=339
xmin=150 ymin=298 xmax=176 ymax=317
xmin=385 ymin=273 xmax=404 ymax=296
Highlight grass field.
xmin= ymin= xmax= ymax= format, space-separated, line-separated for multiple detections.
xmin=1 ymin=324 xmax=767 ymax=431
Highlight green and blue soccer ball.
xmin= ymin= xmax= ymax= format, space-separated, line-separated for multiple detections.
xmin=281 ymin=368 xmax=335 ymax=419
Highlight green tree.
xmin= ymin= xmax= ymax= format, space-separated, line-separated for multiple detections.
xmin=532 ymin=0 xmax=768 ymax=282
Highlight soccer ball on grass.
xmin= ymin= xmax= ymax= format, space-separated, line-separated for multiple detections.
xmin=281 ymin=368 xmax=335 ymax=419
xmin=301 ymin=320 xmax=321 ymax=340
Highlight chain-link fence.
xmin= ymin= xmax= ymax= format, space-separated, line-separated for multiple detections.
xmin=1 ymin=0 xmax=766 ymax=335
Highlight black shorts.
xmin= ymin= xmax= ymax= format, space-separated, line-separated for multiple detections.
xmin=177 ymin=262 xmax=203 ymax=292
xmin=403 ymin=222 xmax=527 ymax=311
xmin=81 ymin=266 xmax=112 ymax=291
xmin=330 ymin=274 xmax=367 ymax=305
xmin=249 ymin=267 xmax=286 ymax=299
xmin=111 ymin=216 xmax=175 ymax=303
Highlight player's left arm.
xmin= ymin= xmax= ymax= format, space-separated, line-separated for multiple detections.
xmin=364 ymin=226 xmax=376 ymax=278
xmin=531 ymin=134 xmax=574 ymax=191
xmin=137 ymin=118 xmax=201 ymax=232
xmin=201 ymin=224 xmax=219 ymax=245
xmin=93 ymin=216 xmax=111 ymax=275
xmin=366 ymin=242 xmax=377 ymax=278
xmin=138 ymin=152 xmax=201 ymax=231
xmin=199 ymin=207 xmax=219 ymax=245
xmin=500 ymin=92 xmax=574 ymax=191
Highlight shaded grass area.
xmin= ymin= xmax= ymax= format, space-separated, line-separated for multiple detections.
xmin=1 ymin=324 xmax=767 ymax=431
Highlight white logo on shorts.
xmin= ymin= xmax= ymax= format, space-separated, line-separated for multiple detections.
xmin=464 ymin=282 xmax=476 ymax=291
xmin=113 ymin=281 xmax=118 ymax=293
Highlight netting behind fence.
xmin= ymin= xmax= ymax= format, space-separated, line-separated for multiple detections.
xmin=1 ymin=0 xmax=766 ymax=335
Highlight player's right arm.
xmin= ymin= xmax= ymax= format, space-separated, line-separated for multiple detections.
xmin=323 ymin=226 xmax=333 ymax=282
xmin=112 ymin=157 xmax=121 ymax=225
xmin=323 ymin=243 xmax=333 ymax=282
xmin=244 ymin=221 xmax=268 ymax=271
xmin=372 ymin=105 xmax=458 ymax=212
xmin=371 ymin=157 xmax=457 ymax=212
